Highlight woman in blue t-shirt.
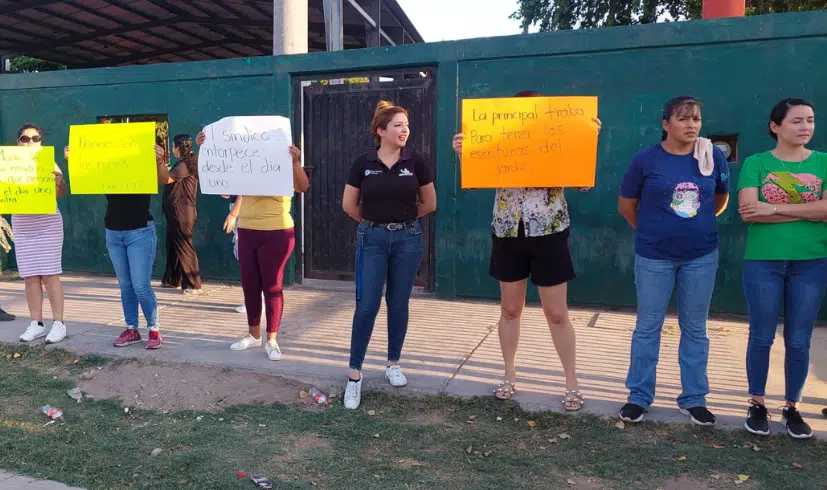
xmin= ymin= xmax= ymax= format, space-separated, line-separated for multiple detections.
xmin=617 ymin=96 xmax=730 ymax=427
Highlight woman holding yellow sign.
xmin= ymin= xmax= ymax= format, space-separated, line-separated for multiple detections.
xmin=452 ymin=91 xmax=601 ymax=411
xmin=13 ymin=124 xmax=68 ymax=344
xmin=64 ymin=139 xmax=168 ymax=349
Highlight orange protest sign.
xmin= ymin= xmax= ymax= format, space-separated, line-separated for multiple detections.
xmin=460 ymin=96 xmax=599 ymax=188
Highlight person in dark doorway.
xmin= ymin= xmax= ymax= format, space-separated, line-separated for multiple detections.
xmin=161 ymin=134 xmax=202 ymax=294
xmin=196 ymin=131 xmax=309 ymax=360
xmin=737 ymin=98 xmax=827 ymax=439
xmin=618 ymin=96 xmax=730 ymax=427
xmin=12 ymin=124 xmax=68 ymax=344
xmin=342 ymin=100 xmax=437 ymax=410
xmin=64 ymin=138 xmax=169 ymax=349
xmin=452 ymin=91 xmax=601 ymax=412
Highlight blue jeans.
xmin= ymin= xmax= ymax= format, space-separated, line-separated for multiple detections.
xmin=106 ymin=222 xmax=159 ymax=330
xmin=626 ymin=249 xmax=719 ymax=410
xmin=349 ymin=220 xmax=424 ymax=371
xmin=743 ymin=258 xmax=827 ymax=402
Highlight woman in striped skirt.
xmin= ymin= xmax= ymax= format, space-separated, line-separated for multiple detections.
xmin=13 ymin=124 xmax=68 ymax=344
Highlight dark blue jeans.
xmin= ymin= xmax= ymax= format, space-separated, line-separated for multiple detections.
xmin=743 ymin=258 xmax=827 ymax=402
xmin=349 ymin=220 xmax=424 ymax=371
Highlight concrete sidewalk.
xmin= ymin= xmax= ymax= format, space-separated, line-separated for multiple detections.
xmin=3 ymin=274 xmax=827 ymax=438
xmin=0 ymin=471 xmax=84 ymax=489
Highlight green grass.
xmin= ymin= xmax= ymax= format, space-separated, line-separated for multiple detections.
xmin=1 ymin=344 xmax=826 ymax=489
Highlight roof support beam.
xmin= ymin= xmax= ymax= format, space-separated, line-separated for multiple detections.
xmin=323 ymin=0 xmax=343 ymax=51
xmin=346 ymin=0 xmax=394 ymax=45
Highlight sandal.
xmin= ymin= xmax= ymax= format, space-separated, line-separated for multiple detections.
xmin=562 ymin=389 xmax=584 ymax=411
xmin=494 ymin=380 xmax=517 ymax=400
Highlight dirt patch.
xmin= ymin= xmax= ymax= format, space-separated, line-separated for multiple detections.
xmin=663 ymin=474 xmax=757 ymax=489
xmin=394 ymin=457 xmax=427 ymax=469
xmin=281 ymin=433 xmax=330 ymax=462
xmin=407 ymin=410 xmax=450 ymax=426
xmin=77 ymin=361 xmax=312 ymax=412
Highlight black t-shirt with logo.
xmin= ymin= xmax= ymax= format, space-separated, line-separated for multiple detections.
xmin=346 ymin=148 xmax=433 ymax=223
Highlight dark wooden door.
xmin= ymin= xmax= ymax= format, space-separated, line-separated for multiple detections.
xmin=302 ymin=76 xmax=435 ymax=289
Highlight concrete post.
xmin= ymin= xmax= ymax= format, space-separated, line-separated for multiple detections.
xmin=273 ymin=0 xmax=308 ymax=55
xmin=702 ymin=0 xmax=745 ymax=19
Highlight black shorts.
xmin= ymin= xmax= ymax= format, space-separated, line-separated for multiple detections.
xmin=489 ymin=224 xmax=576 ymax=287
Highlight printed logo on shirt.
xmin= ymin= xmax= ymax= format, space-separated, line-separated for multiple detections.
xmin=365 ymin=169 xmax=382 ymax=177
xmin=761 ymin=172 xmax=822 ymax=204
xmin=399 ymin=168 xmax=414 ymax=177
xmin=670 ymin=182 xmax=700 ymax=218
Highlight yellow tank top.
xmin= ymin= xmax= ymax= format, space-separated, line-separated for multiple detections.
xmin=238 ymin=196 xmax=293 ymax=231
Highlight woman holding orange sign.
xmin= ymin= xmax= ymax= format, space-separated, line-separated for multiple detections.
xmin=452 ymin=91 xmax=602 ymax=411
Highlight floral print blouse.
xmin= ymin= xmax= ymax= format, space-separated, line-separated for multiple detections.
xmin=492 ymin=187 xmax=570 ymax=238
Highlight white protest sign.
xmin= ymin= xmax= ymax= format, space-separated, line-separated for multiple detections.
xmin=198 ymin=116 xmax=294 ymax=196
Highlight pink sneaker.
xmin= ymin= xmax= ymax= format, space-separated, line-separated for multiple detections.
xmin=113 ymin=328 xmax=141 ymax=347
xmin=146 ymin=330 xmax=162 ymax=350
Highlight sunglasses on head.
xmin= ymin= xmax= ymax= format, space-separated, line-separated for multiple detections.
xmin=19 ymin=135 xmax=42 ymax=143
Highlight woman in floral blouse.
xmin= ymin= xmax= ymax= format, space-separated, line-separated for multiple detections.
xmin=452 ymin=90 xmax=602 ymax=411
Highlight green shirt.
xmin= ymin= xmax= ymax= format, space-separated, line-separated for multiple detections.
xmin=737 ymin=151 xmax=827 ymax=260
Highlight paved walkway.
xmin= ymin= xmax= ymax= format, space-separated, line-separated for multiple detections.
xmin=0 ymin=471 xmax=84 ymax=489
xmin=2 ymin=274 xmax=827 ymax=439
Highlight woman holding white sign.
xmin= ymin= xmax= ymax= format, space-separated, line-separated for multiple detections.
xmin=13 ymin=124 xmax=68 ymax=344
xmin=452 ymin=91 xmax=601 ymax=411
xmin=195 ymin=131 xmax=309 ymax=361
xmin=341 ymin=101 xmax=437 ymax=410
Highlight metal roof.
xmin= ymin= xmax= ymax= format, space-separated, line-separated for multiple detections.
xmin=0 ymin=0 xmax=424 ymax=68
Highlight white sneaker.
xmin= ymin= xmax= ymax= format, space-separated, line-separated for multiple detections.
xmin=229 ymin=334 xmax=262 ymax=351
xmin=19 ymin=321 xmax=47 ymax=342
xmin=265 ymin=339 xmax=281 ymax=361
xmin=46 ymin=321 xmax=67 ymax=344
xmin=235 ymin=305 xmax=246 ymax=313
xmin=385 ymin=365 xmax=408 ymax=387
xmin=344 ymin=375 xmax=363 ymax=410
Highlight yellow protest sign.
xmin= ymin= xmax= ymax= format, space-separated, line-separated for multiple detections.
xmin=461 ymin=96 xmax=599 ymax=188
xmin=68 ymin=122 xmax=157 ymax=194
xmin=0 ymin=146 xmax=57 ymax=214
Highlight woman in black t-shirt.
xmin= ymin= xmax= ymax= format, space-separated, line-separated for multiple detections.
xmin=341 ymin=101 xmax=437 ymax=410
xmin=64 ymin=140 xmax=169 ymax=349
xmin=161 ymin=134 xmax=202 ymax=293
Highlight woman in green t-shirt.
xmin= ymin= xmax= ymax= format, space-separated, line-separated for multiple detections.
xmin=737 ymin=98 xmax=827 ymax=440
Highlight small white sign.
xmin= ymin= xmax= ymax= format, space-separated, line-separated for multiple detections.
xmin=197 ymin=116 xmax=294 ymax=196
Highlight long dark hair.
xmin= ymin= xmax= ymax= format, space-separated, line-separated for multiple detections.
xmin=768 ymin=98 xmax=815 ymax=140
xmin=173 ymin=134 xmax=197 ymax=176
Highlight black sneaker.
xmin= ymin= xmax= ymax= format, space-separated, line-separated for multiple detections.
xmin=744 ymin=402 xmax=770 ymax=435
xmin=619 ymin=403 xmax=645 ymax=423
xmin=680 ymin=407 xmax=716 ymax=427
xmin=782 ymin=406 xmax=813 ymax=439
xmin=0 ymin=307 xmax=14 ymax=322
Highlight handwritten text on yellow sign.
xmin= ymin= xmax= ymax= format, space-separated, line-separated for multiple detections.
xmin=461 ymin=96 xmax=599 ymax=188
xmin=0 ymin=146 xmax=57 ymax=214
xmin=68 ymin=122 xmax=157 ymax=194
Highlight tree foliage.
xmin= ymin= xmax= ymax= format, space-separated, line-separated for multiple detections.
xmin=7 ymin=56 xmax=67 ymax=73
xmin=512 ymin=0 xmax=826 ymax=31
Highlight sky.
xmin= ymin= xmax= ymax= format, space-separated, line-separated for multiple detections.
xmin=395 ymin=0 xmax=530 ymax=42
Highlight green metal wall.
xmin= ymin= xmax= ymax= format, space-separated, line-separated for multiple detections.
xmin=1 ymin=10 xmax=826 ymax=315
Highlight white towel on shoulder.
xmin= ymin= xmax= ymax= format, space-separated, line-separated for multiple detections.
xmin=694 ymin=137 xmax=714 ymax=177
